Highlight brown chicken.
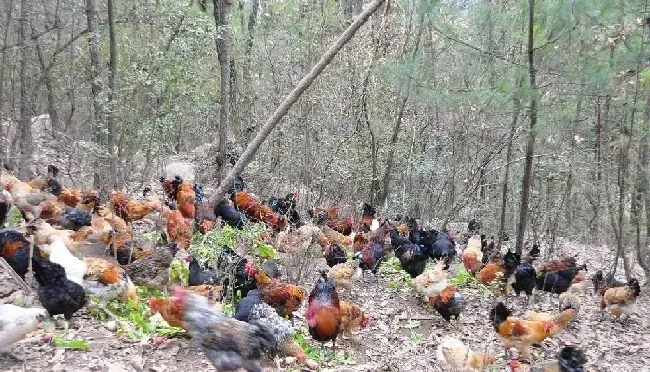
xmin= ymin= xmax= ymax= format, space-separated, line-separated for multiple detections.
xmin=84 ymin=256 xmax=138 ymax=304
xmin=477 ymin=251 xmax=520 ymax=294
xmin=56 ymin=188 xmax=83 ymax=207
xmin=26 ymin=219 xmax=90 ymax=249
xmin=327 ymin=216 xmax=354 ymax=236
xmin=174 ymin=181 xmax=196 ymax=219
xmin=491 ymin=302 xmax=572 ymax=360
xmin=339 ymin=300 xmax=369 ymax=338
xmin=600 ymin=278 xmax=641 ymax=322
xmin=149 ymin=296 xmax=186 ymax=329
xmin=111 ymin=192 xmax=160 ymax=222
xmin=522 ymin=308 xmax=578 ymax=325
xmin=185 ymin=284 xmax=224 ymax=304
xmin=233 ymin=191 xmax=286 ymax=230
xmin=327 ymin=260 xmax=362 ymax=290
xmin=109 ymin=238 xmax=155 ymax=265
xmin=352 ymin=231 xmax=369 ymax=253
xmin=461 ymin=235 xmax=483 ymax=274
xmin=244 ymin=262 xmax=306 ymax=318
xmin=537 ymin=256 xmax=577 ymax=273
xmin=167 ymin=210 xmax=193 ymax=249
xmin=123 ymin=243 xmax=179 ymax=289
xmin=320 ymin=225 xmax=352 ymax=247
xmin=195 ymin=199 xmax=217 ymax=234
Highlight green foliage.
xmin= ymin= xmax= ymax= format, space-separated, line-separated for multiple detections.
xmin=448 ymin=266 xmax=475 ymax=286
xmin=89 ymin=286 xmax=185 ymax=342
xmin=52 ymin=334 xmax=90 ymax=351
xmin=6 ymin=207 xmax=23 ymax=227
xmin=378 ymin=256 xmax=412 ymax=293
xmin=169 ymin=259 xmax=190 ymax=286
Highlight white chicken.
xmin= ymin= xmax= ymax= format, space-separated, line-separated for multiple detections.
xmin=43 ymin=236 xmax=87 ymax=285
xmin=0 ymin=304 xmax=48 ymax=360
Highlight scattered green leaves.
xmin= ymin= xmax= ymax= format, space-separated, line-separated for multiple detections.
xmin=169 ymin=259 xmax=190 ymax=286
xmin=52 ymin=334 xmax=90 ymax=351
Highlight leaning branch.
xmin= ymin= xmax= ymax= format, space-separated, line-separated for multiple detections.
xmin=208 ymin=0 xmax=386 ymax=205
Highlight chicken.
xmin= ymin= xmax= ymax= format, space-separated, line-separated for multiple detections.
xmin=266 ymin=193 xmax=302 ymax=227
xmin=0 ymin=230 xmax=31 ymax=279
xmin=88 ymin=210 xmax=132 ymax=249
xmin=84 ymin=257 xmax=138 ymax=304
xmin=558 ymin=287 xmax=582 ymax=313
xmin=51 ymin=206 xmax=92 ymax=231
xmin=244 ymin=262 xmax=306 ymax=319
xmin=235 ymin=290 xmax=309 ymax=364
xmin=509 ymin=345 xmax=586 ymax=372
xmin=536 ymin=266 xmax=586 ymax=294
xmin=27 ymin=218 xmax=90 ymax=249
xmin=167 ymin=290 xmax=276 ymax=372
xmin=326 ymin=216 xmax=354 ymax=236
xmin=123 ymin=243 xmax=179 ymax=289
xmin=110 ymin=238 xmax=155 ymax=265
xmin=93 ymin=205 xmax=130 ymax=234
xmin=327 ymin=260 xmax=362 ymax=290
xmin=422 ymin=230 xmax=456 ymax=270
xmin=491 ymin=302 xmax=572 ymax=360
xmin=11 ymin=191 xmax=57 ymax=220
xmin=354 ymin=221 xmax=391 ymax=273
xmin=0 ymin=304 xmax=48 ymax=360
xmin=306 ymin=271 xmax=342 ymax=349
xmin=412 ymin=260 xmax=447 ymax=297
xmin=392 ymin=228 xmax=428 ymax=277
xmin=436 ymin=336 xmax=496 ymax=372
xmin=149 ymin=296 xmax=186 ymax=329
xmin=359 ymin=203 xmax=376 ymax=233
xmin=275 ymin=224 xmax=324 ymax=254
xmin=339 ymin=300 xmax=369 ymax=338
xmin=477 ymin=250 xmax=520 ymax=292
xmin=195 ymin=199 xmax=217 ymax=234
xmin=186 ymin=284 xmax=224 ymax=304
xmin=43 ymin=236 xmax=87 ymax=285
xmin=189 ymin=256 xmax=220 ymax=286
xmin=320 ymin=225 xmax=352 ymax=247
xmin=111 ymin=191 xmax=161 ymax=222
xmin=167 ymin=209 xmax=193 ymax=249
xmin=428 ymin=285 xmax=467 ymax=323
xmin=174 ymin=181 xmax=196 ymax=219
xmin=57 ymin=188 xmax=83 ymax=207
xmin=512 ymin=262 xmax=537 ymax=304
xmin=462 ymin=235 xmax=483 ymax=274
xmin=31 ymin=248 xmax=86 ymax=320
xmin=537 ymin=256 xmax=577 ymax=274
xmin=600 ymin=278 xmax=641 ymax=322
xmin=323 ymin=243 xmax=347 ymax=267
xmin=214 ymin=199 xmax=245 ymax=229
xmin=233 ymin=191 xmax=285 ymax=230
xmin=0 ymin=189 xmax=11 ymax=227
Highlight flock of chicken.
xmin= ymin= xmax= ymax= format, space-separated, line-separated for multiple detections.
xmin=0 ymin=165 xmax=643 ymax=372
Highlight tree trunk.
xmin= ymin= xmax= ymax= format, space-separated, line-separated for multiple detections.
xmin=213 ymin=0 xmax=231 ymax=182
xmin=515 ymin=0 xmax=538 ymax=255
xmin=497 ymin=76 xmax=523 ymax=249
xmin=86 ymin=0 xmax=105 ymax=192
xmin=17 ymin=0 xmax=32 ymax=180
xmin=633 ymin=96 xmax=650 ymax=279
xmin=0 ymin=0 xmax=14 ymax=172
xmin=209 ymin=0 xmax=386 ymax=205
xmin=107 ymin=0 xmax=118 ymax=188
xmin=241 ymin=0 xmax=260 ymax=140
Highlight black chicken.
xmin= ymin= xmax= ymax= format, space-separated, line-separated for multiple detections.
xmin=511 ymin=262 xmax=537 ymax=304
xmin=0 ymin=230 xmax=31 ymax=279
xmin=215 ymin=199 xmax=246 ymax=229
xmin=390 ymin=229 xmax=427 ymax=277
xmin=32 ymin=249 xmax=86 ymax=320
xmin=324 ymin=243 xmax=347 ymax=267
xmin=537 ymin=265 xmax=586 ymax=294
xmin=189 ymin=256 xmax=221 ymax=286
xmin=54 ymin=206 xmax=92 ymax=230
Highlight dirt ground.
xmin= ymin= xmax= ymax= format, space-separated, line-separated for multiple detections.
xmin=2 ymin=239 xmax=649 ymax=372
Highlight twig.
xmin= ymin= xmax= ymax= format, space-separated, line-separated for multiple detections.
xmin=0 ymin=257 xmax=31 ymax=293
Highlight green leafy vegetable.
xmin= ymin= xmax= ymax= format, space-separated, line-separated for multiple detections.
xmin=52 ymin=334 xmax=90 ymax=351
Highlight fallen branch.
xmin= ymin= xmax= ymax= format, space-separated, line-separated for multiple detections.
xmin=208 ymin=0 xmax=386 ymax=205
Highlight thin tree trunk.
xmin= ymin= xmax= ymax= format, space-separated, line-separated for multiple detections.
xmin=0 ymin=0 xmax=14 ymax=172
xmin=86 ymin=0 xmax=105 ymax=191
xmin=633 ymin=94 xmax=650 ymax=279
xmin=498 ymin=77 xmax=523 ymax=249
xmin=241 ymin=0 xmax=260 ymax=140
xmin=18 ymin=0 xmax=32 ymax=180
xmin=515 ymin=0 xmax=538 ymax=255
xmin=209 ymin=0 xmax=386 ymax=205
xmin=213 ymin=0 xmax=231 ymax=182
xmin=107 ymin=0 xmax=118 ymax=188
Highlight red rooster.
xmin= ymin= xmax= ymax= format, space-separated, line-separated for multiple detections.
xmin=233 ymin=191 xmax=286 ymax=230
xmin=306 ymin=271 xmax=342 ymax=349
xmin=175 ymin=181 xmax=196 ymax=219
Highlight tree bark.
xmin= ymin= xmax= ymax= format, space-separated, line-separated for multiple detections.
xmin=213 ymin=0 xmax=232 ymax=182
xmin=0 ymin=0 xmax=14 ymax=172
xmin=241 ymin=0 xmax=260 ymax=140
xmin=107 ymin=0 xmax=118 ymax=188
xmin=633 ymin=94 xmax=650 ymax=279
xmin=209 ymin=0 xmax=386 ymax=205
xmin=86 ymin=0 xmax=105 ymax=192
xmin=17 ymin=0 xmax=32 ymax=180
xmin=515 ymin=0 xmax=538 ymax=255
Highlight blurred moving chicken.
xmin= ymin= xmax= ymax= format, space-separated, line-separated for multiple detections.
xmin=235 ymin=290 xmax=309 ymax=365
xmin=512 ymin=260 xmax=537 ymax=305
xmin=491 ymin=302 xmax=572 ymax=360
xmin=436 ymin=336 xmax=496 ymax=372
xmin=600 ymin=278 xmax=641 ymax=322
xmin=160 ymin=290 xmax=276 ymax=372
xmin=307 ymin=271 xmax=342 ymax=349
xmin=558 ymin=285 xmax=582 ymax=314
xmin=0 ymin=304 xmax=48 ymax=360
xmin=339 ymin=300 xmax=369 ymax=338
xmin=123 ymin=243 xmax=179 ymax=289
xmin=244 ymin=262 xmax=306 ymax=319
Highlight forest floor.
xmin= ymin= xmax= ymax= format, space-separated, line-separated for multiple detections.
xmin=2 ymin=238 xmax=649 ymax=372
